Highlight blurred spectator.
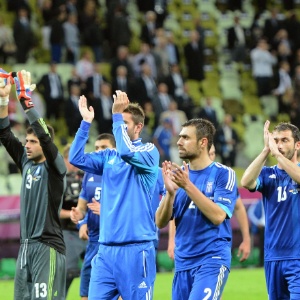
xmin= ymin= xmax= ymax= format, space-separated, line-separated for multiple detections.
xmin=134 ymin=63 xmax=157 ymax=105
xmin=0 ymin=15 xmax=16 ymax=64
xmin=140 ymin=101 xmax=156 ymax=143
xmin=215 ymin=114 xmax=239 ymax=167
xmin=75 ymin=49 xmax=94 ymax=82
xmin=194 ymin=16 xmax=205 ymax=49
xmin=273 ymin=29 xmax=293 ymax=65
xmin=272 ymin=60 xmax=293 ymax=113
xmin=165 ymin=31 xmax=180 ymax=66
xmin=77 ymin=0 xmax=97 ymax=33
xmin=293 ymin=64 xmax=300 ymax=102
xmin=133 ymin=42 xmax=157 ymax=79
xmin=289 ymin=100 xmax=300 ymax=130
xmin=227 ymin=15 xmax=249 ymax=63
xmin=263 ymin=8 xmax=283 ymax=45
xmin=197 ymin=97 xmax=219 ymax=129
xmin=164 ymin=63 xmax=185 ymax=100
xmin=110 ymin=5 xmax=132 ymax=56
xmin=183 ymin=30 xmax=205 ymax=82
xmin=82 ymin=15 xmax=104 ymax=63
xmin=37 ymin=62 xmax=64 ymax=120
xmin=160 ymin=100 xmax=187 ymax=164
xmin=63 ymin=12 xmax=80 ymax=64
xmin=110 ymin=45 xmax=134 ymax=81
xmin=153 ymin=35 xmax=170 ymax=80
xmin=67 ymin=66 xmax=86 ymax=94
xmin=282 ymin=10 xmax=300 ymax=52
xmin=250 ymin=12 xmax=264 ymax=49
xmin=40 ymin=0 xmax=56 ymax=50
xmin=86 ymin=62 xmax=109 ymax=107
xmin=175 ymin=82 xmax=195 ymax=120
xmin=13 ymin=7 xmax=36 ymax=63
xmin=97 ymin=82 xmax=113 ymax=134
xmin=49 ymin=9 xmax=66 ymax=63
xmin=111 ymin=65 xmax=134 ymax=98
xmin=250 ymin=38 xmax=277 ymax=97
xmin=153 ymin=118 xmax=173 ymax=165
xmin=65 ymin=84 xmax=82 ymax=137
xmin=140 ymin=11 xmax=158 ymax=47
xmin=152 ymin=82 xmax=171 ymax=123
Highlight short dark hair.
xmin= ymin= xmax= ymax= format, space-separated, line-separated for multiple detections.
xmin=96 ymin=133 xmax=116 ymax=148
xmin=182 ymin=118 xmax=216 ymax=150
xmin=123 ymin=103 xmax=145 ymax=126
xmin=26 ymin=124 xmax=55 ymax=142
xmin=273 ymin=122 xmax=300 ymax=142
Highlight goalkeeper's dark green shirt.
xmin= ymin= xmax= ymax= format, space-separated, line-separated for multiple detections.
xmin=0 ymin=109 xmax=67 ymax=254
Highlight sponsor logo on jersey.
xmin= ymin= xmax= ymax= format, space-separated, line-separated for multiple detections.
xmin=88 ymin=176 xmax=94 ymax=182
xmin=269 ymin=174 xmax=276 ymax=179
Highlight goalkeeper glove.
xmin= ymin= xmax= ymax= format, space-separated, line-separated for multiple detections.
xmin=14 ymin=70 xmax=36 ymax=110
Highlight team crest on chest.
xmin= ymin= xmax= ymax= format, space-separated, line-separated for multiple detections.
xmin=206 ymin=181 xmax=213 ymax=193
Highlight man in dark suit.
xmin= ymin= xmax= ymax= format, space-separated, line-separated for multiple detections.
xmin=263 ymin=8 xmax=282 ymax=45
xmin=111 ymin=65 xmax=133 ymax=99
xmin=37 ymin=62 xmax=64 ymax=120
xmin=215 ymin=114 xmax=239 ymax=167
xmin=134 ymin=63 xmax=157 ymax=106
xmin=85 ymin=63 xmax=108 ymax=108
xmin=183 ymin=30 xmax=205 ymax=82
xmin=227 ymin=15 xmax=249 ymax=63
xmin=197 ymin=97 xmax=219 ymax=129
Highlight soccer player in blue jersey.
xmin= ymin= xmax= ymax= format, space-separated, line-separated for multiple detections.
xmin=168 ymin=144 xmax=251 ymax=262
xmin=156 ymin=118 xmax=238 ymax=300
xmin=241 ymin=120 xmax=300 ymax=300
xmin=69 ymin=91 xmax=159 ymax=300
xmin=71 ymin=133 xmax=116 ymax=300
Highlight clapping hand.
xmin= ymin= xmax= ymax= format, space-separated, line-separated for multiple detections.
xmin=112 ymin=90 xmax=129 ymax=114
xmin=78 ymin=95 xmax=94 ymax=123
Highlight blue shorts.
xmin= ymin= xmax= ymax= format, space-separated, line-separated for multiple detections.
xmin=172 ymin=264 xmax=229 ymax=300
xmin=265 ymin=260 xmax=300 ymax=300
xmin=80 ymin=241 xmax=99 ymax=297
xmin=88 ymin=241 xmax=156 ymax=300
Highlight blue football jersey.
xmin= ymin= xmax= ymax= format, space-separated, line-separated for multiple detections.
xmin=173 ymin=162 xmax=237 ymax=271
xmin=256 ymin=165 xmax=300 ymax=261
xmin=79 ymin=172 xmax=103 ymax=242
xmin=69 ymin=116 xmax=160 ymax=244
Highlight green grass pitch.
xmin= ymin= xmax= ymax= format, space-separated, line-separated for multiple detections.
xmin=0 ymin=268 xmax=267 ymax=299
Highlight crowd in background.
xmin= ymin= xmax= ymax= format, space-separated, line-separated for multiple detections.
xmin=1 ymin=0 xmax=300 ymax=169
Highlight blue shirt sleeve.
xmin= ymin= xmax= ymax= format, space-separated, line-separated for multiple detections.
xmin=69 ymin=120 xmax=106 ymax=174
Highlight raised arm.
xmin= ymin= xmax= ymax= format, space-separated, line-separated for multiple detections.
xmin=14 ymin=70 xmax=66 ymax=175
xmin=0 ymin=70 xmax=27 ymax=169
xmin=241 ymin=120 xmax=270 ymax=190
